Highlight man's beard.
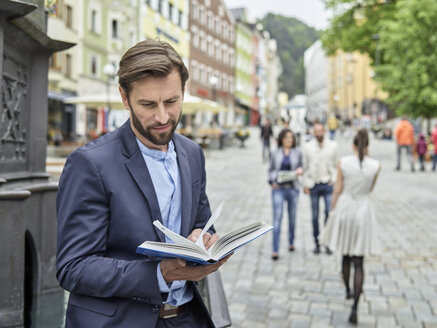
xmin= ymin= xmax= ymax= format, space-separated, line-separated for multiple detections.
xmin=130 ymin=106 xmax=181 ymax=146
xmin=316 ymin=135 xmax=324 ymax=143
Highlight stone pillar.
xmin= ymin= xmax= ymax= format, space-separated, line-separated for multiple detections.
xmin=0 ymin=1 xmax=73 ymax=327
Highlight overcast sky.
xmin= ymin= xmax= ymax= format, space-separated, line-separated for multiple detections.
xmin=224 ymin=0 xmax=331 ymax=30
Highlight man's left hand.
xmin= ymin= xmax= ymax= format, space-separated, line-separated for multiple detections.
xmin=188 ymin=229 xmax=219 ymax=250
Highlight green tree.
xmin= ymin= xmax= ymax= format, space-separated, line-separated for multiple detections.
xmin=321 ymin=0 xmax=397 ymax=61
xmin=260 ymin=14 xmax=320 ymax=98
xmin=375 ymin=0 xmax=437 ymax=122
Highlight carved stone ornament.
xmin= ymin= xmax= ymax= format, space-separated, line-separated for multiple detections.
xmin=1 ymin=54 xmax=27 ymax=162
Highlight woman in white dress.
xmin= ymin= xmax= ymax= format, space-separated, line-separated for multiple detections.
xmin=321 ymin=129 xmax=381 ymax=324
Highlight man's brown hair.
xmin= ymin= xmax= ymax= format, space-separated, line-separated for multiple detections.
xmin=117 ymin=39 xmax=189 ymax=96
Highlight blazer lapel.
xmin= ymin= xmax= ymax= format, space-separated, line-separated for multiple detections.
xmin=173 ymin=135 xmax=192 ymax=238
xmin=119 ymin=121 xmax=165 ymax=242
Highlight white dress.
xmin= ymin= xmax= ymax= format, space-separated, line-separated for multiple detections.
xmin=321 ymin=155 xmax=381 ymax=256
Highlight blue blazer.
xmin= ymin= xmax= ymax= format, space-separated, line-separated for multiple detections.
xmin=56 ymin=120 xmax=214 ymax=327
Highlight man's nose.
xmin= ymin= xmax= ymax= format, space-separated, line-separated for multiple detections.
xmin=155 ymin=103 xmax=169 ymax=124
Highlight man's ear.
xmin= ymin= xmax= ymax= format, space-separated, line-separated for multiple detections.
xmin=119 ymin=86 xmax=130 ymax=110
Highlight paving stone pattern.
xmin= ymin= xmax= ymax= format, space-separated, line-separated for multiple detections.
xmin=204 ymin=129 xmax=437 ymax=328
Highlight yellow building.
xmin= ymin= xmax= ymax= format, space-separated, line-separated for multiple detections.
xmin=142 ymin=0 xmax=189 ymax=62
xmin=329 ymin=50 xmax=386 ymax=121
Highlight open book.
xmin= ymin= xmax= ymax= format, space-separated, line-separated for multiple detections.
xmin=277 ymin=170 xmax=297 ymax=183
xmin=136 ymin=203 xmax=273 ymax=265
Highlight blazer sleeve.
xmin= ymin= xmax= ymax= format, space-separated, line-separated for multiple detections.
xmin=56 ymin=149 xmax=162 ymax=304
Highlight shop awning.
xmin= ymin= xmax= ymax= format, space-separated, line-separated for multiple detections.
xmin=64 ymin=93 xmax=125 ymax=108
xmin=64 ymin=93 xmax=228 ymax=113
xmin=48 ymin=91 xmax=74 ymax=102
xmin=183 ymin=94 xmax=228 ymax=115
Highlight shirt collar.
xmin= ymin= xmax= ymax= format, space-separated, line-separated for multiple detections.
xmin=136 ymin=138 xmax=176 ymax=160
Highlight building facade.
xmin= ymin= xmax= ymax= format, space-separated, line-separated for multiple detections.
xmin=47 ymin=0 xmax=141 ymax=142
xmin=230 ymin=8 xmax=257 ymax=126
xmin=188 ymin=0 xmax=235 ymax=129
xmin=304 ymin=40 xmax=387 ymax=125
xmin=328 ymin=50 xmax=387 ymax=124
xmin=304 ymin=40 xmax=329 ymax=123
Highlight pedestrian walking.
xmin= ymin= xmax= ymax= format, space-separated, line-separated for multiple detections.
xmin=303 ymin=122 xmax=338 ymax=254
xmin=327 ymin=113 xmax=338 ymax=140
xmin=320 ymin=129 xmax=381 ymax=325
xmin=268 ymin=128 xmax=303 ymax=260
xmin=56 ymin=40 xmax=229 ymax=328
xmin=416 ymin=133 xmax=428 ymax=171
xmin=394 ymin=116 xmax=415 ymax=172
xmin=260 ymin=118 xmax=273 ymax=163
xmin=432 ymin=124 xmax=437 ymax=171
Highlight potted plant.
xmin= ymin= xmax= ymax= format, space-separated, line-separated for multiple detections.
xmin=234 ymin=129 xmax=250 ymax=148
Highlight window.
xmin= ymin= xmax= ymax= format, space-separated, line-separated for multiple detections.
xmin=215 ymin=17 xmax=220 ymax=35
xmin=207 ymin=12 xmax=213 ymax=30
xmin=215 ymin=40 xmax=221 ymax=61
xmin=200 ymin=6 xmax=206 ymax=25
xmin=191 ymin=61 xmax=199 ymax=81
xmin=200 ymin=31 xmax=207 ymax=52
xmin=49 ymin=53 xmax=61 ymax=70
xmin=229 ymin=49 xmax=235 ymax=67
xmin=66 ymin=54 xmax=72 ymax=78
xmin=178 ymin=10 xmax=183 ymax=27
xmin=112 ymin=20 xmax=118 ymax=39
xmin=66 ymin=5 xmax=73 ymax=29
xmin=222 ymin=22 xmax=227 ymax=39
xmin=158 ymin=0 xmax=163 ymax=15
xmin=192 ymin=26 xmax=199 ymax=48
xmin=169 ymin=3 xmax=173 ymax=22
xmin=90 ymin=55 xmax=97 ymax=77
xmin=208 ymin=37 xmax=214 ymax=56
xmin=129 ymin=31 xmax=135 ymax=46
xmin=222 ymin=45 xmax=228 ymax=64
xmin=200 ymin=65 xmax=207 ymax=84
xmin=192 ymin=1 xmax=198 ymax=20
xmin=91 ymin=9 xmax=97 ymax=32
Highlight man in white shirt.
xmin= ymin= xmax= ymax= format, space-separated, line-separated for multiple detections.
xmin=303 ymin=122 xmax=338 ymax=254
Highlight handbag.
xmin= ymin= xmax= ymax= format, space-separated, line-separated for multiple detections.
xmin=198 ymin=270 xmax=232 ymax=328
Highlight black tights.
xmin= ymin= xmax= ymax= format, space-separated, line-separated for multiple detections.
xmin=342 ymin=255 xmax=364 ymax=309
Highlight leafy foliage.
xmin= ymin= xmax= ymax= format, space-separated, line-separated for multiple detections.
xmin=259 ymin=14 xmax=320 ymax=98
xmin=375 ymin=0 xmax=437 ymax=118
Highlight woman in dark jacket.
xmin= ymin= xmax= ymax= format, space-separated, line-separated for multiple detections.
xmin=268 ymin=128 xmax=303 ymax=260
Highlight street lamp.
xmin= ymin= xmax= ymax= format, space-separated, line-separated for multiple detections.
xmin=103 ymin=63 xmax=116 ymax=130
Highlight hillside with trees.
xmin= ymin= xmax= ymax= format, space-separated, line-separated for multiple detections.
xmin=259 ymin=13 xmax=320 ymax=98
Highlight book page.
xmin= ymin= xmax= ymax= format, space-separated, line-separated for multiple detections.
xmin=138 ymin=240 xmax=209 ymax=260
xmin=210 ymin=221 xmax=273 ymax=261
xmin=195 ymin=202 xmax=223 ymax=250
xmin=153 ymin=220 xmax=197 ymax=247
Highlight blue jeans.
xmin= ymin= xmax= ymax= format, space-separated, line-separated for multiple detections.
xmin=310 ymin=183 xmax=333 ymax=246
xmin=262 ymin=139 xmax=271 ymax=162
xmin=433 ymin=154 xmax=437 ymax=171
xmin=272 ymin=187 xmax=299 ymax=253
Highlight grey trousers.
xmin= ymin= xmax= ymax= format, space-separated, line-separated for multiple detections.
xmin=397 ymin=145 xmax=414 ymax=169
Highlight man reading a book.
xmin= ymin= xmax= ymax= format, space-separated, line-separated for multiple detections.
xmin=56 ymin=40 xmax=229 ymax=328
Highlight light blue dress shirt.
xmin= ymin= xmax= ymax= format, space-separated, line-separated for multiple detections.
xmin=136 ymin=138 xmax=193 ymax=306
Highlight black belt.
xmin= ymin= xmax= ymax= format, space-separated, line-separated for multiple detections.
xmin=159 ymin=303 xmax=185 ymax=319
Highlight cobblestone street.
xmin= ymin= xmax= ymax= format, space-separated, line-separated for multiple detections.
xmin=204 ymin=129 xmax=437 ymax=328
xmin=45 ymin=128 xmax=437 ymax=328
